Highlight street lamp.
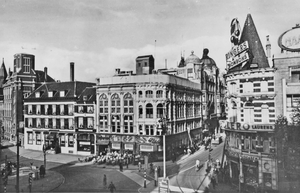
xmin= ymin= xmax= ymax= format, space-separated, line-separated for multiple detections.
xmin=43 ymin=143 xmax=46 ymax=174
xmin=158 ymin=117 xmax=167 ymax=179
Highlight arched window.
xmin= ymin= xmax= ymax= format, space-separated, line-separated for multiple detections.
xmin=156 ymin=103 xmax=164 ymax=118
xmin=139 ymin=105 xmax=143 ymax=118
xmin=146 ymin=90 xmax=153 ymax=98
xmin=124 ymin=93 xmax=133 ymax=114
xmin=111 ymin=93 xmax=120 ymax=114
xmin=146 ymin=103 xmax=153 ymax=118
xmin=99 ymin=94 xmax=108 ymax=114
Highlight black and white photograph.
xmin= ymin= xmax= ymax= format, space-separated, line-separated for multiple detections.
xmin=1 ymin=0 xmax=300 ymax=192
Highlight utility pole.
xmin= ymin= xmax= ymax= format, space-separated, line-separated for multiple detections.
xmin=43 ymin=144 xmax=46 ymax=174
xmin=16 ymin=124 xmax=19 ymax=193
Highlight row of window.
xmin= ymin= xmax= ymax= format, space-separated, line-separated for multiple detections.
xmin=25 ymin=105 xmax=94 ymax=115
xmin=138 ymin=90 xmax=164 ymax=98
xmin=27 ymin=132 xmax=74 ymax=147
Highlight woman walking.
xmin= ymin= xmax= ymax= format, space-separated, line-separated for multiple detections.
xmin=103 ymin=174 xmax=107 ymax=189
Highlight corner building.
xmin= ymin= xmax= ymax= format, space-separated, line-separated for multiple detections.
xmin=273 ymin=24 xmax=300 ymax=192
xmin=223 ymin=14 xmax=278 ymax=192
xmin=96 ymin=54 xmax=226 ymax=161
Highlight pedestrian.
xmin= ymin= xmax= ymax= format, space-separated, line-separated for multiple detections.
xmin=150 ymin=162 xmax=153 ymax=174
xmin=211 ymin=175 xmax=216 ymax=189
xmin=103 ymin=174 xmax=107 ymax=189
xmin=108 ymin=181 xmax=116 ymax=193
xmin=157 ymin=166 xmax=161 ymax=177
xmin=138 ymin=161 xmax=141 ymax=172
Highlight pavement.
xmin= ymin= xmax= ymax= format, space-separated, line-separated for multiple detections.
xmin=2 ymin=141 xmax=231 ymax=193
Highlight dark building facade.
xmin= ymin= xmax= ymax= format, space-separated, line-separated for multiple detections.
xmin=3 ymin=53 xmax=55 ymax=146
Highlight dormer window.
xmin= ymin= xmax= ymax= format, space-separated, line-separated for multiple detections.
xmin=60 ymin=91 xmax=65 ymax=97
xmin=35 ymin=92 xmax=40 ymax=98
xmin=49 ymin=91 xmax=53 ymax=97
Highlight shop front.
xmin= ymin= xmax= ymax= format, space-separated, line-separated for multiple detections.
xmin=122 ymin=135 xmax=136 ymax=155
xmin=136 ymin=136 xmax=161 ymax=162
xmin=96 ymin=134 xmax=110 ymax=155
xmin=76 ymin=133 xmax=95 ymax=155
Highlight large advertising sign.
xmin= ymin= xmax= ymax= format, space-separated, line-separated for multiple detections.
xmin=278 ymin=25 xmax=300 ymax=52
xmin=226 ymin=18 xmax=250 ymax=70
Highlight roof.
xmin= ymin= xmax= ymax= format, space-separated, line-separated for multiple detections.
xmin=0 ymin=59 xmax=7 ymax=88
xmin=228 ymin=14 xmax=269 ymax=73
xmin=77 ymin=87 xmax=96 ymax=104
xmin=200 ymin=49 xmax=217 ymax=69
xmin=35 ymin=70 xmax=55 ymax=82
xmin=25 ymin=81 xmax=96 ymax=101
xmin=185 ymin=51 xmax=202 ymax=65
xmin=136 ymin=55 xmax=154 ymax=59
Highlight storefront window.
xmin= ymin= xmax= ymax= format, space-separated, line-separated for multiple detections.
xmin=36 ymin=132 xmax=41 ymax=145
xmin=28 ymin=132 xmax=33 ymax=144
xmin=60 ymin=134 xmax=65 ymax=147
xmin=68 ymin=135 xmax=74 ymax=147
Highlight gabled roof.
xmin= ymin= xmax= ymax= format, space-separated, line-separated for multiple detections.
xmin=25 ymin=81 xmax=96 ymax=101
xmin=77 ymin=87 xmax=96 ymax=104
xmin=228 ymin=14 xmax=269 ymax=73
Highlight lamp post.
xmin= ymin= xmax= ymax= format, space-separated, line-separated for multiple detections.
xmin=43 ymin=143 xmax=46 ymax=174
xmin=158 ymin=116 xmax=167 ymax=179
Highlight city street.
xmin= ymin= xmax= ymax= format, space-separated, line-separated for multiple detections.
xmin=169 ymin=140 xmax=225 ymax=192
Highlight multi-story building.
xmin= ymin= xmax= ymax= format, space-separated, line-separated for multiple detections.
xmin=274 ymin=24 xmax=300 ymax=192
xmin=223 ymin=14 xmax=278 ymax=192
xmin=95 ymin=53 xmax=226 ymax=161
xmin=3 ymin=53 xmax=55 ymax=145
xmin=23 ymin=63 xmax=96 ymax=155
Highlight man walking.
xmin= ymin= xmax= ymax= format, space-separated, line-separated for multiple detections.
xmin=108 ymin=181 xmax=116 ymax=193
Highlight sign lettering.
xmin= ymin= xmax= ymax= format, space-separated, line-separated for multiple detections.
xmin=278 ymin=26 xmax=300 ymax=52
xmin=226 ymin=41 xmax=249 ymax=60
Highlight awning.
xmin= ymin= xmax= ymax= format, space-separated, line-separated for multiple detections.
xmin=97 ymin=140 xmax=110 ymax=145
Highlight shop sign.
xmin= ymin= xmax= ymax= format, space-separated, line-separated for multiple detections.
xmin=140 ymin=144 xmax=154 ymax=152
xmin=227 ymin=122 xmax=274 ymax=131
xmin=111 ymin=135 xmax=122 ymax=142
xmin=79 ymin=141 xmax=90 ymax=145
xmin=228 ymin=151 xmax=258 ymax=162
xmin=278 ymin=25 xmax=300 ymax=52
xmin=112 ymin=143 xmax=121 ymax=150
xmin=122 ymin=135 xmax=135 ymax=143
xmin=135 ymin=136 xmax=161 ymax=144
xmin=124 ymin=143 xmax=134 ymax=150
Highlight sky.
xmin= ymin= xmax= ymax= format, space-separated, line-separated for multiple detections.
xmin=0 ymin=0 xmax=300 ymax=82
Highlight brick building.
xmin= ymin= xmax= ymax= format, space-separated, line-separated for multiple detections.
xmin=2 ymin=53 xmax=55 ymax=146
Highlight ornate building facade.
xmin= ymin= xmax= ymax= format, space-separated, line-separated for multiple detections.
xmin=95 ymin=53 xmax=226 ymax=160
xmin=223 ymin=14 xmax=278 ymax=192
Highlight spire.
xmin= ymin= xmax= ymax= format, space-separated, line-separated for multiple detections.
xmin=239 ymin=14 xmax=269 ymax=69
xmin=0 ymin=58 xmax=8 ymax=87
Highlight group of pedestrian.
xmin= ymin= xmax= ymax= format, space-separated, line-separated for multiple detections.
xmin=103 ymin=174 xmax=116 ymax=193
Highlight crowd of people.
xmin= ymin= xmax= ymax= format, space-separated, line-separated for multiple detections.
xmin=78 ymin=151 xmax=134 ymax=166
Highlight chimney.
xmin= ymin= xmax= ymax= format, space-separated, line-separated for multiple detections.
xmin=44 ymin=67 xmax=47 ymax=81
xmin=70 ymin=62 xmax=74 ymax=82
